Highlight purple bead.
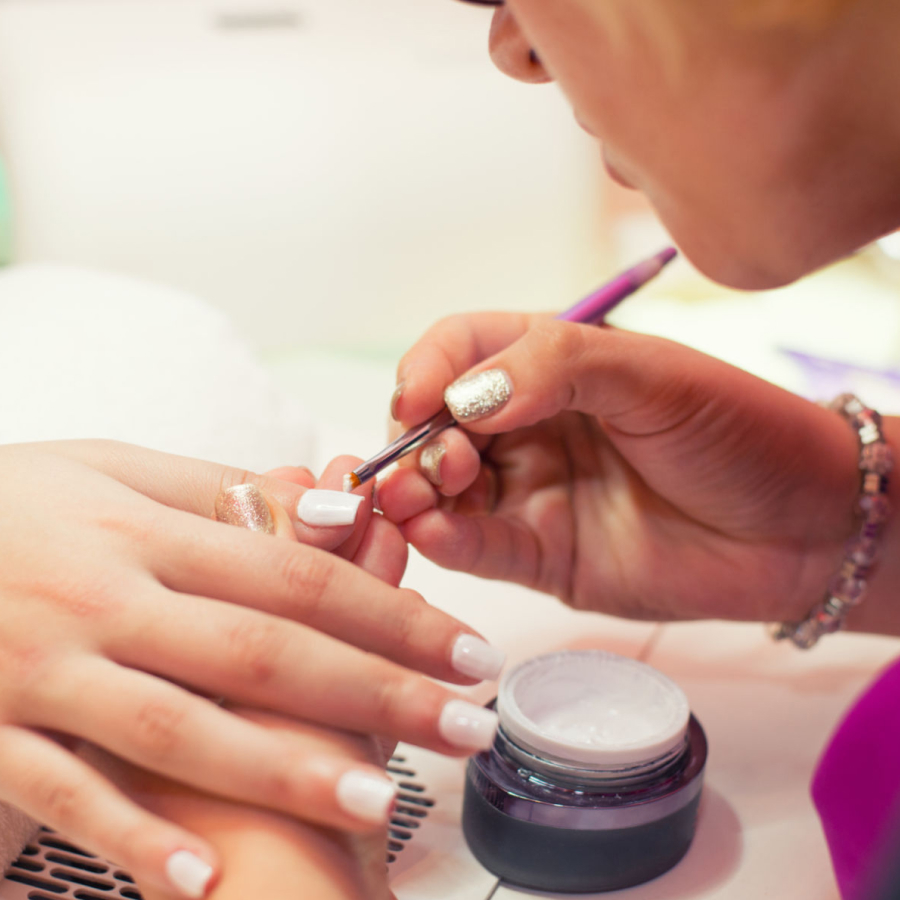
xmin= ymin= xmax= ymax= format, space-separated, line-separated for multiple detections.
xmin=857 ymin=493 xmax=891 ymax=524
xmin=827 ymin=574 xmax=866 ymax=606
xmin=860 ymin=442 xmax=893 ymax=475
xmin=847 ymin=535 xmax=880 ymax=566
xmin=836 ymin=558 xmax=868 ymax=582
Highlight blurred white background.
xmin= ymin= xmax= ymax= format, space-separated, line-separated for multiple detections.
xmin=0 ymin=0 xmax=607 ymax=355
xmin=2 ymin=0 xmax=900 ymax=437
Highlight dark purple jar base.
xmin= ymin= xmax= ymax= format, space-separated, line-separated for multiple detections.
xmin=462 ymin=770 xmax=702 ymax=893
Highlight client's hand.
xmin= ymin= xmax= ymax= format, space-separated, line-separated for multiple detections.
xmin=80 ymin=708 xmax=397 ymax=900
xmin=0 ymin=441 xmax=502 ymax=897
xmin=379 ymin=312 xmax=886 ymax=627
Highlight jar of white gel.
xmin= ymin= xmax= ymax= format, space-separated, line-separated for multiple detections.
xmin=462 ymin=650 xmax=707 ymax=892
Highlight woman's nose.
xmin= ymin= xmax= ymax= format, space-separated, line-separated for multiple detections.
xmin=488 ymin=7 xmax=553 ymax=84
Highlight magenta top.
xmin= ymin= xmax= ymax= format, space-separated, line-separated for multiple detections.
xmin=813 ymin=656 xmax=900 ymax=899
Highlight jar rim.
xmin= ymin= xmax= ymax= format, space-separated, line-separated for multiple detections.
xmin=497 ymin=650 xmax=691 ymax=769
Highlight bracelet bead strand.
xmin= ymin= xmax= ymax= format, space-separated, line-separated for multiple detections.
xmin=774 ymin=393 xmax=893 ymax=649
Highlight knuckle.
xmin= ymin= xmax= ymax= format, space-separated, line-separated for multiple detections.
xmin=278 ymin=548 xmax=333 ymax=622
xmin=225 ymin=617 xmax=288 ymax=686
xmin=535 ymin=320 xmax=587 ymax=367
xmin=132 ymin=700 xmax=185 ymax=759
xmin=260 ymin=756 xmax=299 ymax=808
xmin=531 ymin=321 xmax=587 ymax=408
xmin=391 ymin=591 xmax=427 ymax=651
xmin=0 ymin=643 xmax=53 ymax=703
xmin=369 ymin=669 xmax=421 ymax=734
xmin=38 ymin=781 xmax=81 ymax=830
xmin=28 ymin=573 xmax=122 ymax=621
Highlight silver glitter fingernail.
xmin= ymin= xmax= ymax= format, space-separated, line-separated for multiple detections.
xmin=419 ymin=443 xmax=446 ymax=487
xmin=444 ymin=369 xmax=512 ymax=423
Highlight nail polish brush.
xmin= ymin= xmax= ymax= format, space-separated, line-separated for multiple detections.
xmin=343 ymin=246 xmax=677 ymax=492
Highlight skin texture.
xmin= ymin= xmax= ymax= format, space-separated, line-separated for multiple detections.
xmin=384 ymin=317 xmax=900 ymax=637
xmin=0 ymin=441 xmax=491 ymax=893
xmin=489 ymin=0 xmax=900 ymax=288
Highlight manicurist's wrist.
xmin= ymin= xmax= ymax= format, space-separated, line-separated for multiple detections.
xmin=844 ymin=414 xmax=900 ymax=637
xmin=774 ymin=398 xmax=896 ymax=646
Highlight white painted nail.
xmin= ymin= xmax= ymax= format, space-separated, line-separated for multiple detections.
xmin=452 ymin=634 xmax=506 ymax=682
xmin=336 ymin=770 xmax=397 ymax=823
xmin=444 ymin=368 xmax=512 ymax=422
xmin=438 ymin=700 xmax=499 ymax=751
xmin=165 ymin=850 xmax=214 ymax=899
xmin=297 ymin=489 xmax=364 ymax=527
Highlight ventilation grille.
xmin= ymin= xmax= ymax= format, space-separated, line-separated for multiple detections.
xmin=0 ymin=756 xmax=432 ymax=898
xmin=2 ymin=828 xmax=139 ymax=900
xmin=387 ymin=754 xmax=434 ymax=865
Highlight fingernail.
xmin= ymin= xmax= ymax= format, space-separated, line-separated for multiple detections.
xmin=439 ymin=700 xmax=499 ymax=751
xmin=336 ymin=770 xmax=398 ymax=823
xmin=166 ymin=850 xmax=215 ymax=899
xmin=451 ymin=634 xmax=506 ymax=681
xmin=297 ymin=489 xmax=364 ymax=527
xmin=444 ymin=369 xmax=512 ymax=423
xmin=419 ymin=442 xmax=446 ymax=487
xmin=390 ymin=381 xmax=405 ymax=422
xmin=214 ymin=484 xmax=274 ymax=534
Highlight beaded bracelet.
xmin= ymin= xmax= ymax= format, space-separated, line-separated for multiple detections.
xmin=773 ymin=393 xmax=893 ymax=649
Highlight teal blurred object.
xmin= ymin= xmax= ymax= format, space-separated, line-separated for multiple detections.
xmin=0 ymin=158 xmax=12 ymax=265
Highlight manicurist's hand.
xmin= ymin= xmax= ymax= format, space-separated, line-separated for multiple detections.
xmin=378 ymin=312 xmax=900 ymax=629
xmin=0 ymin=440 xmax=503 ymax=898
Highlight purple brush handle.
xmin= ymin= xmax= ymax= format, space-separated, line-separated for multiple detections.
xmin=557 ymin=247 xmax=677 ymax=325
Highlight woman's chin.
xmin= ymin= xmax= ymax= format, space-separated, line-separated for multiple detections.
xmin=660 ymin=215 xmax=833 ymax=291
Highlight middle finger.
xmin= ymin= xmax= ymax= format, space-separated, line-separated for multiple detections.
xmin=104 ymin=587 xmax=501 ymax=757
xmin=149 ymin=511 xmax=503 ymax=686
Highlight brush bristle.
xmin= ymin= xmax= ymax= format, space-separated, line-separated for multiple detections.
xmin=343 ymin=473 xmax=360 ymax=493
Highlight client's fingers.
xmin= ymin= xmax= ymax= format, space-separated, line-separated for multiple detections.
xmin=60 ymin=442 xmax=367 ymax=550
xmin=33 ymin=662 xmax=399 ymax=833
xmin=348 ymin=513 xmax=409 ymax=587
xmin=110 ymin=592 xmax=502 ymax=757
xmin=153 ymin=512 xmax=501 ymax=686
xmin=88 ymin=710 xmax=398 ymax=900
xmin=0 ymin=726 xmax=219 ymax=900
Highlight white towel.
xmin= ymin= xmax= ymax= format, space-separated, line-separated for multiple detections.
xmin=0 ymin=263 xmax=315 ymax=467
